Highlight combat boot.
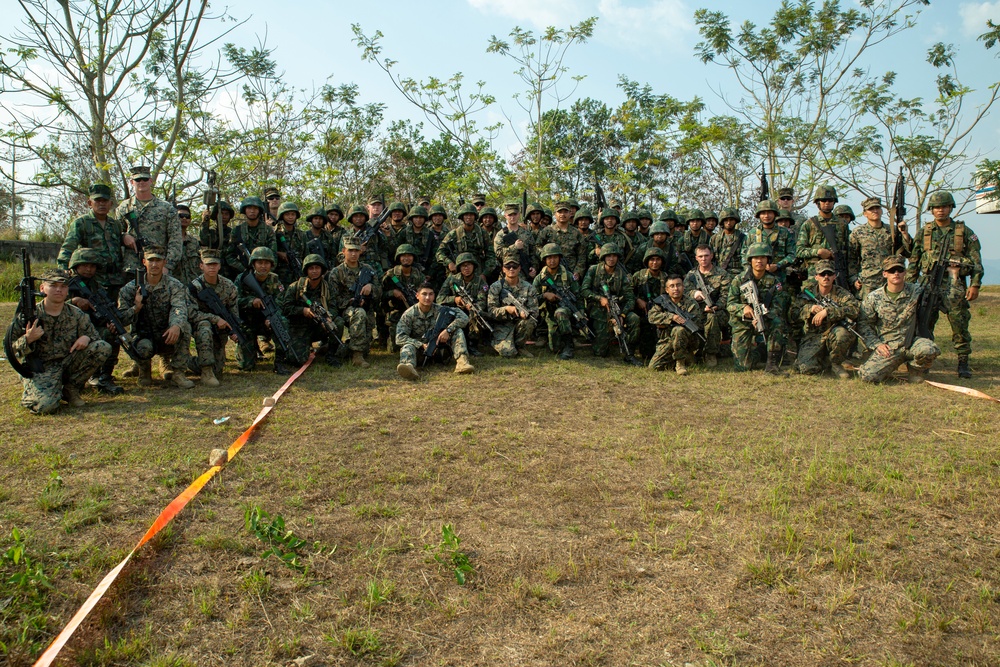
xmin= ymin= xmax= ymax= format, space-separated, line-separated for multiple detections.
xmin=63 ymin=384 xmax=86 ymax=408
xmin=259 ymin=336 xmax=273 ymax=354
xmin=96 ymin=375 xmax=125 ymax=395
xmin=957 ymin=355 xmax=972 ymax=379
xmin=907 ymin=364 xmax=927 ymax=384
xmin=675 ymin=359 xmax=688 ymax=376
xmin=351 ymin=351 xmax=370 ymax=368
xmin=137 ymin=360 xmax=154 ymax=387
xmin=834 ymin=363 xmax=852 ymax=380
xmin=517 ymin=348 xmax=534 ymax=359
xmin=623 ymin=354 xmax=644 ymax=367
xmin=397 ymin=363 xmax=420 ymax=381
xmin=454 ymin=355 xmax=475 ymax=375
xmin=200 ymin=367 xmax=220 ymax=388
xmin=764 ymin=350 xmax=787 ymax=377
xmin=172 ymin=372 xmax=195 ymax=389
xmin=559 ymin=345 xmax=574 ymax=360
xmin=468 ymin=346 xmax=483 ymax=357
xmin=705 ymin=354 xmax=718 ymax=368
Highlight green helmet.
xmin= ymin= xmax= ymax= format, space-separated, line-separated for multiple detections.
xmin=599 ymin=243 xmax=622 ymax=259
xmin=649 ymin=221 xmax=670 ymax=235
xmin=217 ymin=200 xmax=235 ymax=216
xmin=301 ymin=254 xmax=328 ymax=274
xmin=755 ymin=199 xmax=778 ymax=217
xmin=746 ymin=242 xmax=774 ymax=259
xmin=395 ymin=243 xmax=418 ymax=260
xmin=686 ymin=208 xmax=705 ymax=222
xmin=388 ymin=201 xmax=407 ymax=214
xmin=276 ymin=201 xmax=300 ymax=220
xmin=621 ymin=210 xmax=640 ymax=225
xmin=456 ymin=203 xmax=478 ymax=219
xmin=833 ymin=204 xmax=855 ymax=220
xmin=659 ymin=209 xmax=678 ymax=223
xmin=637 ymin=208 xmax=653 ymax=221
xmin=69 ymin=247 xmax=102 ymax=269
xmin=240 ymin=196 xmax=265 ymax=215
xmin=600 ymin=208 xmax=620 ymax=223
xmin=812 ymin=185 xmax=838 ymax=202
xmin=526 ymin=201 xmax=544 ymax=216
xmin=429 ymin=204 xmax=448 ymax=219
xmin=307 ymin=206 xmax=327 ymax=222
xmin=455 ymin=252 xmax=479 ymax=268
xmin=250 ymin=246 xmax=277 ymax=265
xmin=478 ymin=206 xmax=498 ymax=221
xmin=326 ymin=203 xmax=344 ymax=215
xmin=775 ymin=210 xmax=794 ymax=224
xmin=574 ymin=207 xmax=594 ymax=223
xmin=542 ymin=207 xmax=553 ymax=220
xmin=719 ymin=207 xmax=741 ymax=223
xmin=704 ymin=210 xmax=718 ymax=222
xmin=347 ymin=205 xmax=369 ymax=223
xmin=539 ymin=243 xmax=563 ymax=260
xmin=407 ymin=205 xmax=428 ymax=220
xmin=927 ymin=191 xmax=956 ymax=209
xmin=643 ymin=246 xmax=668 ymax=265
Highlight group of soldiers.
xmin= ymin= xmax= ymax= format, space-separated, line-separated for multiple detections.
xmin=5 ymin=165 xmax=984 ymax=414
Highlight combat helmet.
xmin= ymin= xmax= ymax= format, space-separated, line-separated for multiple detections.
xmin=574 ymin=207 xmax=595 ymax=223
xmin=301 ymin=254 xmax=328 ymax=275
xmin=833 ymin=204 xmax=855 ymax=221
xmin=539 ymin=243 xmax=563 ymax=260
xmin=686 ymin=208 xmax=706 ymax=222
xmin=648 ymin=221 xmax=670 ymax=236
xmin=455 ymin=252 xmax=479 ymax=269
xmin=250 ymin=247 xmax=277 ymax=265
xmin=599 ymin=243 xmax=622 ymax=259
xmin=718 ymin=206 xmax=741 ymax=223
xmin=429 ymin=204 xmax=448 ymax=220
xmin=643 ymin=246 xmax=668 ymax=265
xmin=240 ymin=196 xmax=265 ymax=215
xmin=306 ymin=206 xmax=327 ymax=223
xmin=388 ymin=201 xmax=407 ymax=215
xmin=600 ymin=208 xmax=620 ymax=224
xmin=346 ymin=205 xmax=370 ymax=223
xmin=69 ymin=247 xmax=102 ymax=269
xmin=407 ymin=205 xmax=428 ymax=220
xmin=456 ymin=203 xmax=478 ymax=219
xmin=395 ymin=244 xmax=418 ymax=261
xmin=745 ymin=242 xmax=774 ymax=259
xmin=927 ymin=191 xmax=956 ymax=209
xmin=659 ymin=209 xmax=679 ymax=223
xmin=812 ymin=184 xmax=838 ymax=202
xmin=276 ymin=201 xmax=300 ymax=221
xmin=755 ymin=199 xmax=778 ymax=217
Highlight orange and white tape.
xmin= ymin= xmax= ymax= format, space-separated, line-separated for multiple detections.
xmin=32 ymin=353 xmax=315 ymax=667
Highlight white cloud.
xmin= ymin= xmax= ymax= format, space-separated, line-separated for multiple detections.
xmin=959 ymin=2 xmax=1000 ymax=37
xmin=596 ymin=0 xmax=693 ymax=53
xmin=466 ymin=0 xmax=589 ymax=29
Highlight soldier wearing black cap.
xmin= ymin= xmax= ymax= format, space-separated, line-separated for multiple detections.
xmin=262 ymin=186 xmax=281 ymax=225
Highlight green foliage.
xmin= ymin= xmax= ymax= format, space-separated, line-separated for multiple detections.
xmin=245 ymin=505 xmax=307 ymax=571
xmin=1 ymin=527 xmax=55 ymax=657
xmin=425 ymin=523 xmax=473 ymax=585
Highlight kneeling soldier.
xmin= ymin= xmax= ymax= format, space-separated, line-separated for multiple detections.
xmin=235 ymin=247 xmax=293 ymax=374
xmin=727 ymin=242 xmax=789 ymax=375
xmin=792 ymin=259 xmax=860 ymax=378
xmin=67 ymin=248 xmax=125 ymax=395
xmin=189 ymin=249 xmax=241 ymax=387
xmin=282 ymin=253 xmax=343 ymax=367
xmin=11 ymin=269 xmax=111 ymax=414
xmin=438 ymin=252 xmax=490 ymax=355
xmin=328 ymin=236 xmax=382 ymax=367
xmin=648 ymin=274 xmax=703 ymax=375
xmin=581 ymin=243 xmax=641 ymax=364
xmin=396 ymin=281 xmax=474 ymax=380
xmin=487 ymin=249 xmax=540 ymax=358
xmin=381 ymin=244 xmax=425 ymax=352
xmin=683 ymin=244 xmax=730 ymax=367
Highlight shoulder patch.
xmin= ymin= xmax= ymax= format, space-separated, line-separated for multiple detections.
xmin=969 ymin=234 xmax=978 ymax=243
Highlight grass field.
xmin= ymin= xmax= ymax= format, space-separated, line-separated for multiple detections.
xmin=1 ymin=292 xmax=998 ymax=667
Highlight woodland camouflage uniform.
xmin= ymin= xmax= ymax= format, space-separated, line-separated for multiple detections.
xmin=684 ymin=264 xmax=731 ymax=358
xmin=581 ymin=244 xmax=639 ymax=358
xmin=487 ymin=250 xmax=540 ymax=357
xmin=647 ymin=292 xmax=703 ymax=371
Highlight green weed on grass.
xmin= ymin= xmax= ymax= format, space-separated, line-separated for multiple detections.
xmin=426 ymin=523 xmax=473 ymax=585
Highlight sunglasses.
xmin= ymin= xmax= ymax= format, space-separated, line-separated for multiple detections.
xmin=132 ymin=177 xmax=150 ymax=183
xmin=177 ymin=213 xmax=191 ymax=219
xmin=503 ymin=264 xmax=520 ymax=269
xmin=266 ymin=194 xmax=281 ymax=201
xmin=817 ymin=271 xmax=835 ymax=277
xmin=885 ymin=266 xmax=905 ymax=274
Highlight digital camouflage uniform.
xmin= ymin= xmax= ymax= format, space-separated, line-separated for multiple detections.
xmin=857 ymin=278 xmax=964 ymax=383
xmin=849 ymin=221 xmax=912 ymax=301
xmin=792 ymin=278 xmax=860 ymax=375
xmin=535 ymin=223 xmax=588 ymax=278
xmin=437 ymin=224 xmax=498 ymax=278
xmin=67 ymin=249 xmax=126 ymax=386
xmin=226 ymin=221 xmax=277 ymax=277
xmin=381 ymin=263 xmax=425 ymax=349
xmin=115 ymin=196 xmax=183 ymax=272
xmin=235 ymin=268 xmax=289 ymax=370
xmin=581 ymin=255 xmax=639 ymax=358
xmin=395 ymin=303 xmax=470 ymax=367
xmin=281 ymin=274 xmax=343 ymax=365
xmin=533 ymin=263 xmax=580 ymax=355
xmin=438 ymin=261 xmax=490 ymax=348
xmin=647 ymin=293 xmax=703 ymax=371
xmin=727 ymin=267 xmax=788 ymax=372
xmin=118 ymin=273 xmax=192 ymax=374
xmin=684 ymin=265 xmax=731 ymax=357
xmin=487 ymin=275 xmax=539 ymax=357
xmin=494 ymin=226 xmax=538 ymax=275
xmin=189 ymin=274 xmax=240 ymax=374
xmin=58 ymin=213 xmax=128 ymax=289
xmin=174 ymin=232 xmax=203 ymax=286
xmin=10 ymin=288 xmax=111 ymax=414
xmin=327 ymin=260 xmax=382 ymax=353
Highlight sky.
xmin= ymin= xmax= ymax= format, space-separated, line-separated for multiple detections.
xmin=2 ymin=0 xmax=999 ymax=267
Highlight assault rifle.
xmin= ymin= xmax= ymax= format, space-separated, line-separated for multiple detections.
xmin=189 ymin=279 xmax=252 ymax=351
xmin=652 ymin=294 xmax=705 ymax=340
xmin=593 ymin=173 xmax=607 ymax=212
xmin=501 ymin=229 xmax=533 ymax=276
xmin=389 ymin=275 xmax=418 ymax=308
xmin=498 ymin=283 xmax=537 ymax=324
xmin=801 ymin=288 xmax=866 ymax=349
xmin=739 ymin=279 xmax=769 ymax=348
xmin=890 ymin=166 xmax=906 ymax=255
xmin=600 ymin=283 xmax=642 ymax=365
xmin=758 ymin=161 xmax=770 ymax=202
xmin=354 ymin=207 xmax=391 ymax=249
xmin=542 ymin=276 xmax=593 ymax=338
xmin=305 ymin=234 xmax=328 ymax=265
xmin=451 ymin=283 xmax=493 ymax=333
xmin=522 ymin=190 xmax=527 ymax=221
xmin=133 ymin=267 xmax=156 ymax=342
xmin=719 ymin=232 xmax=744 ymax=273
xmin=691 ymin=270 xmax=715 ymax=310
xmin=235 ymin=241 xmax=253 ymax=271
xmin=70 ymin=277 xmax=142 ymax=362
xmin=422 ymin=306 xmax=459 ymax=367
xmin=301 ymin=294 xmax=344 ymax=348
xmin=350 ymin=265 xmax=376 ymax=308
xmin=907 ymin=239 xmax=951 ymax=347
xmin=276 ymin=229 xmax=302 ymax=277
xmin=240 ymin=272 xmax=293 ymax=354
xmin=3 ymin=249 xmax=44 ymax=378
xmin=819 ymin=222 xmax=851 ymax=291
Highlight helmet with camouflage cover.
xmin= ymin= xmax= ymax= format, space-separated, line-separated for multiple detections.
xmin=455 ymin=252 xmax=479 ymax=269
xmin=429 ymin=204 xmax=448 ymax=220
xmin=250 ymin=246 xmax=277 ymax=265
xmin=456 ymin=203 xmax=478 ymax=219
xmin=395 ymin=243 xmax=418 ymax=260
xmin=755 ymin=199 xmax=778 ymax=217
xmin=649 ymin=221 xmax=670 ymax=236
xmin=599 ymin=208 xmax=620 ymax=223
xmin=643 ymin=246 xmax=668 ymax=265
xmin=539 ymin=243 xmax=563 ymax=260
xmin=217 ymin=200 xmax=235 ymax=216
xmin=276 ymin=201 xmax=300 ymax=220
xmin=326 ymin=203 xmax=344 ymax=215
xmin=301 ymin=253 xmax=328 ymax=274
xmin=775 ymin=210 xmax=794 ymax=224
xmin=621 ymin=210 xmax=640 ymax=225
xmin=686 ymin=208 xmax=705 ymax=222
xmin=347 ymin=204 xmax=369 ymax=223
xmin=478 ymin=206 xmax=498 ymax=221
xmin=637 ymin=208 xmax=653 ymax=221
xmin=812 ymin=184 xmax=838 ymax=202
xmin=659 ymin=209 xmax=679 ymax=223
xmin=574 ymin=207 xmax=595 ymax=222
xmin=599 ymin=243 xmax=622 ymax=259
xmin=718 ymin=206 xmax=741 ymax=223
xmin=704 ymin=210 xmax=718 ymax=222
xmin=745 ymin=242 xmax=774 ymax=259
xmin=240 ymin=196 xmax=265 ymax=215
xmin=306 ymin=206 xmax=327 ymax=222
xmin=69 ymin=247 xmax=102 ymax=269
xmin=406 ymin=205 xmax=428 ymax=220
xmin=526 ymin=201 xmax=544 ymax=216
xmin=388 ymin=201 xmax=407 ymax=214
xmin=542 ymin=207 xmax=553 ymax=220
xmin=927 ymin=190 xmax=956 ymax=209
xmin=833 ymin=204 xmax=855 ymax=221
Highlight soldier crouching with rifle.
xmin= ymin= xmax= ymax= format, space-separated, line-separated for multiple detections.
xmin=395 ymin=280 xmax=475 ymax=381
xmin=188 ymin=249 xmax=244 ymax=386
xmin=281 ymin=254 xmax=344 ymax=368
xmin=727 ymin=242 xmax=788 ymax=375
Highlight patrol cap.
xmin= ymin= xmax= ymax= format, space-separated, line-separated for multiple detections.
xmin=143 ymin=245 xmax=167 ymax=260
xmin=882 ymin=255 xmax=906 ymax=271
xmin=89 ymin=183 xmax=113 ymax=200
xmin=813 ymin=259 xmax=836 ymax=275
xmin=301 ymin=253 xmax=328 ymax=274
xmin=69 ymin=248 xmax=102 ymax=269
xmin=609 ymin=197 xmax=623 ymax=209
xmin=342 ymin=235 xmax=362 ymax=251
xmin=554 ymin=200 xmax=574 ymax=212
xmin=502 ymin=248 xmax=521 ymax=266
xmin=777 ymin=187 xmax=794 ymax=198
xmin=504 ymin=202 xmax=520 ymax=213
xmin=41 ymin=268 xmax=73 ymax=283
xmin=417 ymin=196 xmax=431 ymax=207
xmin=471 ymin=193 xmax=487 ymax=205
xmin=130 ymin=165 xmax=151 ymax=179
xmin=199 ymin=249 xmax=222 ymax=264
xmin=262 ymin=186 xmax=280 ymax=198
xmin=862 ymin=196 xmax=882 ymax=210
xmin=367 ymin=193 xmax=385 ymax=206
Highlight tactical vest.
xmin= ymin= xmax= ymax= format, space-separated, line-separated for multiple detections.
xmin=922 ymin=220 xmax=964 ymax=256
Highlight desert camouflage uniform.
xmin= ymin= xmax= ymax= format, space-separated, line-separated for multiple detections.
xmin=225 ymin=222 xmax=277 ymax=277
xmin=328 ymin=262 xmax=382 ymax=353
xmin=857 ymin=279 xmax=964 ymax=383
xmin=647 ymin=294 xmax=703 ymax=370
xmin=792 ymin=279 xmax=860 ymax=375
xmin=533 ymin=265 xmax=580 ymax=353
xmin=118 ymin=274 xmax=192 ymax=373
xmin=726 ymin=270 xmax=788 ymax=371
xmin=57 ymin=214 xmax=128 ymax=288
xmin=381 ymin=266 xmax=425 ymax=347
xmin=10 ymin=304 xmax=111 ymax=414
xmin=189 ymin=275 xmax=240 ymax=373
xmin=395 ymin=303 xmax=470 ymax=366
xmin=115 ymin=196 xmax=183 ymax=273
xmin=437 ymin=225 xmax=498 ymax=278
xmin=487 ymin=277 xmax=539 ymax=357
xmin=235 ymin=271 xmax=289 ymax=370
xmin=438 ymin=272 xmax=489 ymax=347
xmin=710 ymin=230 xmax=746 ymax=277
xmin=684 ymin=266 xmax=731 ymax=356
xmin=905 ymin=220 xmax=983 ymax=357
xmin=535 ymin=225 xmax=588 ymax=278
xmin=848 ymin=223 xmax=912 ymax=301
xmin=581 ymin=263 xmax=639 ymax=357
xmin=281 ymin=277 xmax=343 ymax=365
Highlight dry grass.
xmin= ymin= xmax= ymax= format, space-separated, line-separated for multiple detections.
xmin=1 ymin=291 xmax=999 ymax=666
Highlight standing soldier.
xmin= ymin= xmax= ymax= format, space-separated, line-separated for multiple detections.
xmin=281 ymin=254 xmax=343 ymax=368
xmin=116 ymin=165 xmax=182 ymax=274
xmin=905 ymin=191 xmax=984 ymax=378
xmin=684 ymin=244 xmax=730 ymax=367
xmin=393 ymin=205 xmax=438 ymax=284
xmin=635 ymin=221 xmax=680 ymax=276
xmin=173 ymin=204 xmax=203 ymax=285
xmin=225 ymin=197 xmax=277 ymax=278
xmin=274 ymin=202 xmax=307 ymax=285
xmin=262 ymin=186 xmax=282 ymax=225
xmin=367 ymin=194 xmax=386 ymax=222
xmin=188 ymin=249 xmax=241 ymax=387
xmin=487 ymin=249 xmax=540 ymax=358
xmin=710 ymin=207 xmax=746 ymax=277
xmin=9 ymin=268 xmax=111 ymax=414
xmin=637 ymin=208 xmax=654 ymax=240
xmin=58 ymin=183 xmax=128 ymax=297
xmin=775 ymin=187 xmax=807 ymax=238
xmin=849 ymin=196 xmax=912 ymax=301
xmin=648 ymin=274 xmax=703 ymax=375
xmin=384 ymin=201 xmax=408 ymax=238
xmin=535 ymin=200 xmax=588 ymax=281
xmin=590 ymin=209 xmax=633 ymax=270
xmin=438 ymin=253 xmax=490 ymax=356
xmin=680 ymin=209 xmax=710 ymax=269
xmin=303 ymin=207 xmax=338 ymax=269
xmin=796 ymin=185 xmax=850 ymax=288
xmin=437 ymin=206 xmax=498 ymax=282
xmin=325 ymin=204 xmax=345 ymax=236
xmin=791 ymin=260 xmax=860 ymax=379
xmin=478 ymin=206 xmax=500 ymax=239
xmin=703 ymin=210 xmax=719 ymax=236
xmin=744 ymin=200 xmax=796 ymax=281
xmin=200 ymin=200 xmax=235 ymax=251
xmin=471 ymin=193 xmax=488 ymax=214
xmin=67 ymin=249 xmax=126 ymax=395
xmin=235 ymin=247 xmax=292 ymax=374
xmin=395 ymin=281 xmax=474 ymax=380
xmin=581 ymin=244 xmax=641 ymax=364
xmin=328 ymin=237 xmax=382 ymax=367
xmin=380 ymin=244 xmax=425 ymax=352
xmin=631 ymin=246 xmax=670 ymax=361
xmin=117 ymin=247 xmax=194 ymax=388
xmin=727 ymin=242 xmax=788 ymax=375
xmin=494 ymin=203 xmax=538 ymax=279
xmin=621 ymin=211 xmax=646 ymax=273
xmin=533 ymin=243 xmax=581 ymax=360
xmin=339 ymin=205 xmax=388 ymax=272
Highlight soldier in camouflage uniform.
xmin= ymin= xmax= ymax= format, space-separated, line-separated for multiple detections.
xmin=117 ymin=247 xmax=194 ymax=388
xmin=67 ymin=248 xmax=126 ymax=395
xmin=848 ymin=196 xmax=913 ymax=301
xmin=796 ymin=185 xmax=850 ymax=287
xmin=581 ymin=244 xmax=641 ymax=364
xmin=631 ymin=246 xmax=669 ymax=361
xmin=703 ymin=210 xmax=719 ymax=236
xmin=188 ymin=249 xmax=242 ymax=387
xmin=775 ymin=187 xmax=807 ymax=238
xmin=533 ymin=243 xmax=581 ymax=360
xmin=525 ymin=201 xmax=545 ymax=237
xmin=396 ymin=281 xmax=474 ymax=380
xmin=200 ymin=200 xmax=234 ymax=252
xmin=727 ymin=242 xmax=788 ymax=375
xmin=235 ymin=247 xmax=293 ymax=374
xmin=743 ymin=200 xmax=796 ymax=281
xmin=834 ymin=204 xmax=855 ymax=227
xmin=634 ymin=221 xmax=681 ymax=276
xmin=393 ymin=205 xmax=439 ymax=287
xmin=535 ymin=200 xmax=589 ymax=280
xmin=225 ymin=197 xmax=277 ymax=278
xmin=710 ymin=207 xmax=746 ymax=277
xmin=326 ymin=203 xmax=345 ymax=235
xmin=328 ymin=237 xmax=382 ymax=367
xmin=281 ymin=254 xmax=343 ymax=367
xmin=274 ymin=202 xmax=308 ymax=285
xmin=637 ymin=208 xmax=654 ymax=240
xmin=684 ymin=244 xmax=731 ymax=366
xmin=679 ymin=209 xmax=710 ymax=269
xmin=384 ymin=201 xmax=408 ymax=238
xmin=380 ymin=244 xmax=425 ymax=352
xmin=659 ymin=209 xmax=679 ymax=235
xmin=10 ymin=269 xmax=111 ymax=414
xmin=905 ymin=190 xmax=985 ymax=378
xmin=487 ymin=249 xmax=540 ymax=358
xmin=173 ymin=204 xmax=203 ymax=285
xmin=438 ymin=206 xmax=498 ymax=281
xmin=792 ymin=260 xmax=860 ymax=379
xmin=116 ymin=165 xmax=183 ymax=274
xmin=589 ymin=209 xmax=634 ymax=270
xmin=338 ymin=205 xmax=389 ymax=272
xmin=859 ymin=255 xmax=965 ymax=383
xmin=621 ymin=211 xmax=646 ymax=274
xmin=648 ymin=274 xmax=703 ymax=375
xmin=303 ymin=207 xmax=338 ymax=269
xmin=494 ymin=203 xmax=538 ymax=279
xmin=263 ymin=186 xmax=282 ymax=226
xmin=471 ymin=193 xmax=487 ymax=214
xmin=58 ymin=183 xmax=128 ymax=294
xmin=438 ymin=253 xmax=490 ymax=355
